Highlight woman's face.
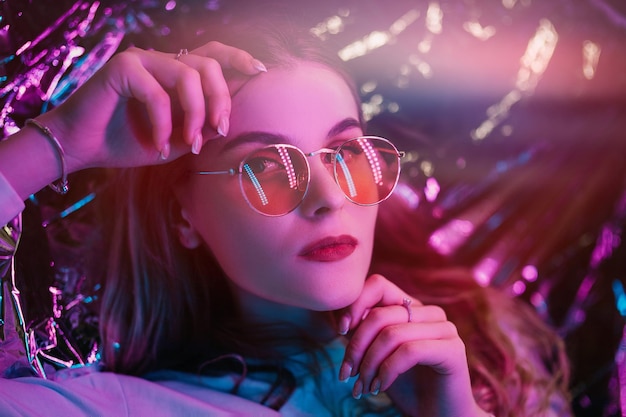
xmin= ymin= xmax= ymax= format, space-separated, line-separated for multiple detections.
xmin=177 ymin=62 xmax=377 ymax=312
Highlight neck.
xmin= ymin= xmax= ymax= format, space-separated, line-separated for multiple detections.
xmin=232 ymin=285 xmax=337 ymax=346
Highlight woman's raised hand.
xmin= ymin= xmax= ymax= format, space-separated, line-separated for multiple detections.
xmin=337 ymin=274 xmax=489 ymax=417
xmin=36 ymin=42 xmax=265 ymax=173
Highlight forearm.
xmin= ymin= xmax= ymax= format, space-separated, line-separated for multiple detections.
xmin=0 ymin=111 xmax=70 ymax=203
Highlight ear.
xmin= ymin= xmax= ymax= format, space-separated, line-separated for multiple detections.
xmin=172 ymin=205 xmax=203 ymax=249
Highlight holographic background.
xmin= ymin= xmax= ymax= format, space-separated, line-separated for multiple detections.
xmin=1 ymin=1 xmax=625 ymax=416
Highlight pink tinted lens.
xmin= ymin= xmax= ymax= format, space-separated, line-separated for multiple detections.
xmin=240 ymin=145 xmax=309 ymax=215
xmin=334 ymin=138 xmax=400 ymax=205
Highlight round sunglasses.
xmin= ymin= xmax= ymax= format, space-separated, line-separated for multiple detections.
xmin=194 ymin=136 xmax=404 ymax=216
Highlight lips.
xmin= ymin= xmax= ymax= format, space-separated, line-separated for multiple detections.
xmin=298 ymin=235 xmax=358 ymax=262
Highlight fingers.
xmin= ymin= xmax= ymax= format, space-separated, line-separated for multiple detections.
xmin=351 ymin=319 xmax=461 ymax=399
xmin=340 ymin=303 xmax=453 ymax=397
xmin=107 ymin=50 xmax=174 ymax=157
xmin=172 ymin=62 xmax=206 ymax=153
xmin=375 ymin=337 xmax=466 ymax=392
xmin=175 ymin=54 xmax=232 ymax=146
xmin=345 ymin=305 xmax=449 ymax=376
xmin=337 ymin=274 xmax=419 ymax=335
xmin=336 ymin=274 xmax=468 ymax=401
xmin=107 ymin=45 xmax=266 ymax=158
xmin=157 ymin=44 xmax=266 ymax=154
xmin=190 ymin=41 xmax=267 ymax=74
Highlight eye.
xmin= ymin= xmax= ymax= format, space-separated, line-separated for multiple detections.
xmin=245 ymin=156 xmax=283 ymax=175
xmin=336 ymin=142 xmax=363 ymax=163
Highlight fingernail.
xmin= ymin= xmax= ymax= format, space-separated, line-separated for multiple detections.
xmin=339 ymin=360 xmax=352 ymax=382
xmin=251 ymin=58 xmax=267 ymax=72
xmin=353 ymin=379 xmax=363 ymax=400
xmin=338 ymin=314 xmax=351 ymax=335
xmin=159 ymin=143 xmax=170 ymax=160
xmin=370 ymin=378 xmax=381 ymax=396
xmin=192 ymin=133 xmax=203 ymax=155
xmin=217 ymin=115 xmax=229 ymax=137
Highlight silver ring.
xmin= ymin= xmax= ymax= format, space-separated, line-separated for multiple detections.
xmin=402 ymin=298 xmax=412 ymax=323
xmin=175 ymin=48 xmax=189 ymax=60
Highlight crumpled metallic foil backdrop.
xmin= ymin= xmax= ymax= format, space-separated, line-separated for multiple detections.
xmin=1 ymin=1 xmax=625 ymax=416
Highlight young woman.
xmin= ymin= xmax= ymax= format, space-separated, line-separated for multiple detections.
xmin=0 ymin=17 xmax=570 ymax=417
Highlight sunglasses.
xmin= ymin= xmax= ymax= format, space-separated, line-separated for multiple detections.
xmin=194 ymin=136 xmax=404 ymax=216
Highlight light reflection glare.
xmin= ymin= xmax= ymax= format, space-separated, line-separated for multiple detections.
xmin=471 ymin=19 xmax=557 ymax=141
xmin=310 ymin=12 xmax=348 ymax=39
xmin=165 ymin=0 xmax=176 ymax=11
xmin=394 ymin=183 xmax=420 ymax=209
xmin=473 ymin=257 xmax=498 ymax=286
xmin=512 ymin=280 xmax=526 ymax=295
xmin=424 ymin=177 xmax=440 ymax=202
xmin=418 ymin=38 xmax=432 ymax=53
xmin=463 ymin=21 xmax=496 ymax=41
xmin=420 ymin=160 xmax=434 ymax=177
xmin=530 ymin=292 xmax=548 ymax=316
xmin=429 ymin=219 xmax=475 ymax=256
xmin=360 ymin=84 xmax=400 ymax=121
xmin=409 ymin=55 xmax=433 ymax=78
xmin=45 ymin=46 xmax=85 ymax=101
xmin=16 ymin=41 xmax=31 ymax=56
xmin=360 ymin=80 xmax=377 ymax=94
xmin=387 ymin=102 xmax=400 ymax=113
xmin=582 ymin=40 xmax=601 ymax=80
xmin=361 ymin=97 xmax=383 ymax=121
xmin=502 ymin=0 xmax=518 ymax=9
xmin=338 ymin=9 xmax=419 ymax=61
xmin=517 ymin=19 xmax=558 ymax=91
xmin=426 ymin=2 xmax=443 ymax=34
xmin=522 ymin=265 xmax=538 ymax=282
xmin=370 ymin=94 xmax=383 ymax=105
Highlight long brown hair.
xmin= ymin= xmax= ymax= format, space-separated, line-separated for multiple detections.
xmin=99 ymin=14 xmax=570 ymax=416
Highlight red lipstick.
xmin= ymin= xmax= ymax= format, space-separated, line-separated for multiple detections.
xmin=298 ymin=235 xmax=358 ymax=262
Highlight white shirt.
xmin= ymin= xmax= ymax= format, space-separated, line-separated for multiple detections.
xmin=0 ymin=338 xmax=400 ymax=416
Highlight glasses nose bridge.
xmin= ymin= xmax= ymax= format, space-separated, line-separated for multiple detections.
xmin=303 ymin=147 xmax=344 ymax=192
xmin=305 ymin=147 xmax=337 ymax=178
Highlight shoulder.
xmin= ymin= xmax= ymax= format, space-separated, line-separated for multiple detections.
xmin=0 ymin=370 xmax=279 ymax=416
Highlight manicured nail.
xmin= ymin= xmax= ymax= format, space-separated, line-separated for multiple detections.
xmin=370 ymin=378 xmax=381 ymax=396
xmin=251 ymin=58 xmax=267 ymax=72
xmin=338 ymin=314 xmax=351 ymax=335
xmin=191 ymin=133 xmax=203 ymax=155
xmin=352 ymin=379 xmax=363 ymax=400
xmin=217 ymin=115 xmax=229 ymax=137
xmin=339 ymin=360 xmax=352 ymax=382
xmin=159 ymin=143 xmax=170 ymax=160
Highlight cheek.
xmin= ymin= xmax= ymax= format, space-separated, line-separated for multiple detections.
xmin=353 ymin=205 xmax=378 ymax=245
xmin=195 ymin=209 xmax=295 ymax=303
xmin=187 ymin=182 xmax=273 ymax=271
xmin=190 ymin=177 xmax=245 ymax=218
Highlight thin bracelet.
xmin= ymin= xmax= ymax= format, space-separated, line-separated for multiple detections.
xmin=25 ymin=118 xmax=69 ymax=195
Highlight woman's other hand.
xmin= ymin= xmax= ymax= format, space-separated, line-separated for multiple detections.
xmin=336 ymin=274 xmax=490 ymax=417
xmin=36 ymin=42 xmax=265 ymax=173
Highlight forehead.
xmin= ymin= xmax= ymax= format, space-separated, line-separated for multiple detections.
xmin=226 ymin=62 xmax=360 ymax=147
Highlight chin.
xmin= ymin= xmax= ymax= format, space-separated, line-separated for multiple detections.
xmin=307 ymin=281 xmax=364 ymax=312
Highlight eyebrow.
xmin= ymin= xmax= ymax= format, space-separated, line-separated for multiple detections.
xmin=220 ymin=117 xmax=363 ymax=154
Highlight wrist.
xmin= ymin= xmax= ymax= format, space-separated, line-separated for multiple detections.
xmin=24 ymin=119 xmax=69 ymax=194
xmin=35 ymin=110 xmax=85 ymax=174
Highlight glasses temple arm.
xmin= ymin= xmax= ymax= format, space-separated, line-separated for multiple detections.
xmin=194 ymin=169 xmax=237 ymax=175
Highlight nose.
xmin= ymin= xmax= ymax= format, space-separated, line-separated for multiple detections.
xmin=298 ymin=156 xmax=346 ymax=217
